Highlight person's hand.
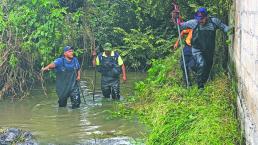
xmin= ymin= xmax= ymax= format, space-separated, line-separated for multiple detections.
xmin=171 ymin=42 xmax=179 ymax=51
xmin=41 ymin=67 xmax=49 ymax=72
xmin=174 ymin=43 xmax=178 ymax=49
xmin=92 ymin=49 xmax=97 ymax=57
xmin=122 ymin=75 xmax=127 ymax=83
xmin=171 ymin=10 xmax=180 ymax=24
xmin=76 ymin=76 xmax=80 ymax=81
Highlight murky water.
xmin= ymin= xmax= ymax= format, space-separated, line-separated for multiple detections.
xmin=0 ymin=70 xmax=147 ymax=144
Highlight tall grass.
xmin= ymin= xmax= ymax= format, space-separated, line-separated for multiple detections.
xmin=118 ymin=50 xmax=241 ymax=144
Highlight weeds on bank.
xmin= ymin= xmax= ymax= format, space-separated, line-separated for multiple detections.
xmin=111 ymin=51 xmax=241 ymax=144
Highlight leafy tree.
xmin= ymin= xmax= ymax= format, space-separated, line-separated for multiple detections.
xmin=0 ymin=0 xmax=91 ymax=99
xmin=0 ymin=0 xmax=233 ymax=99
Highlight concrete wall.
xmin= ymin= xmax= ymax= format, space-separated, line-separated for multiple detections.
xmin=230 ymin=0 xmax=258 ymax=144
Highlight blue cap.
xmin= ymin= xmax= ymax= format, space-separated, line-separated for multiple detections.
xmin=197 ymin=7 xmax=208 ymax=15
xmin=194 ymin=7 xmax=208 ymax=21
xmin=63 ymin=46 xmax=73 ymax=52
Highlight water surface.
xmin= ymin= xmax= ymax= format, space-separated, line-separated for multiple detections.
xmin=0 ymin=70 xmax=146 ymax=144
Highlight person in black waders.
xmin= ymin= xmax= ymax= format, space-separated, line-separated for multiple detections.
xmin=172 ymin=7 xmax=231 ymax=89
xmin=42 ymin=46 xmax=81 ymax=108
xmin=92 ymin=42 xmax=127 ymax=100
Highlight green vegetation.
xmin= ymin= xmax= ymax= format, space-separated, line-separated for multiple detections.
xmin=87 ymin=0 xmax=233 ymax=71
xmin=0 ymin=0 xmax=233 ymax=99
xmin=0 ymin=0 xmax=242 ymax=144
xmin=0 ymin=0 xmax=90 ymax=99
xmin=115 ymin=50 xmax=242 ymax=144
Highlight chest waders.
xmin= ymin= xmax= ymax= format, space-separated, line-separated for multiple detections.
xmin=56 ymin=58 xmax=81 ymax=108
xmin=191 ymin=20 xmax=216 ymax=88
xmin=98 ymin=54 xmax=121 ymax=100
xmin=180 ymin=45 xmax=195 ymax=86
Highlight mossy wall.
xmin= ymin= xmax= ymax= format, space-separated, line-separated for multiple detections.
xmin=228 ymin=0 xmax=258 ymax=144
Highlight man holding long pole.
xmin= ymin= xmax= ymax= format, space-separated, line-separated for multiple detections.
xmin=171 ymin=4 xmax=190 ymax=88
xmin=92 ymin=42 xmax=126 ymax=100
xmin=172 ymin=7 xmax=230 ymax=90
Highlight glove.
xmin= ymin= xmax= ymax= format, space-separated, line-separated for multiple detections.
xmin=171 ymin=10 xmax=180 ymax=24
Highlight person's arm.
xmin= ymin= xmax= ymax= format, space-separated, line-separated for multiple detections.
xmin=77 ymin=69 xmax=81 ymax=80
xmin=74 ymin=58 xmax=81 ymax=80
xmin=121 ymin=64 xmax=127 ymax=81
xmin=92 ymin=49 xmax=97 ymax=67
xmin=42 ymin=63 xmax=55 ymax=72
xmin=42 ymin=58 xmax=62 ymax=72
xmin=173 ymin=30 xmax=189 ymax=49
xmin=117 ymin=55 xmax=126 ymax=82
xmin=174 ymin=31 xmax=183 ymax=49
xmin=93 ymin=52 xmax=103 ymax=73
xmin=180 ymin=19 xmax=198 ymax=30
xmin=211 ymin=17 xmax=230 ymax=33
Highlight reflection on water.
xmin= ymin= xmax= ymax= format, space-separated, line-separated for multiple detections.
xmin=0 ymin=70 xmax=146 ymax=144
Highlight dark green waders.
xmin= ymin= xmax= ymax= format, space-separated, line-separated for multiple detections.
xmin=97 ymin=53 xmax=121 ymax=100
xmin=180 ymin=45 xmax=196 ymax=86
xmin=101 ymin=76 xmax=120 ymax=100
xmin=56 ymin=68 xmax=81 ymax=109
xmin=191 ymin=21 xmax=216 ymax=89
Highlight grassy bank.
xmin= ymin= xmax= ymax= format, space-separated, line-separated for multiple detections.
xmin=117 ymin=50 xmax=242 ymax=144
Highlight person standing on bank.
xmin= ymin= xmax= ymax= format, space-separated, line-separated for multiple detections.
xmin=92 ymin=42 xmax=127 ymax=100
xmin=173 ymin=28 xmax=196 ymax=86
xmin=42 ymin=46 xmax=81 ymax=108
xmin=172 ymin=7 xmax=230 ymax=89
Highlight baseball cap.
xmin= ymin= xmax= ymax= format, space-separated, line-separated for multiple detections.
xmin=194 ymin=7 xmax=208 ymax=21
xmin=103 ymin=43 xmax=112 ymax=51
xmin=63 ymin=45 xmax=73 ymax=52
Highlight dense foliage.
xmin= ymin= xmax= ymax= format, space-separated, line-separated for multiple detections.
xmin=0 ymin=0 xmax=90 ymax=99
xmin=0 ymin=0 xmax=233 ymax=99
xmin=87 ymin=0 xmax=232 ymax=70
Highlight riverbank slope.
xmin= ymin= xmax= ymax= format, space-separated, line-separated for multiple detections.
xmin=118 ymin=51 xmax=242 ymax=144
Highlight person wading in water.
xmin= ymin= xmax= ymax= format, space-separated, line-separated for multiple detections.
xmin=42 ymin=46 xmax=81 ymax=108
xmin=92 ymin=42 xmax=126 ymax=100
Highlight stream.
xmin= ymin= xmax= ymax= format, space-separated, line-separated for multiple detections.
xmin=0 ymin=70 xmax=147 ymax=145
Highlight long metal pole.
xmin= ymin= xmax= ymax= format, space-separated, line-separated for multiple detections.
xmin=78 ymin=81 xmax=86 ymax=104
xmin=92 ymin=67 xmax=96 ymax=102
xmin=92 ymin=40 xmax=96 ymax=102
xmin=176 ymin=18 xmax=189 ymax=88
